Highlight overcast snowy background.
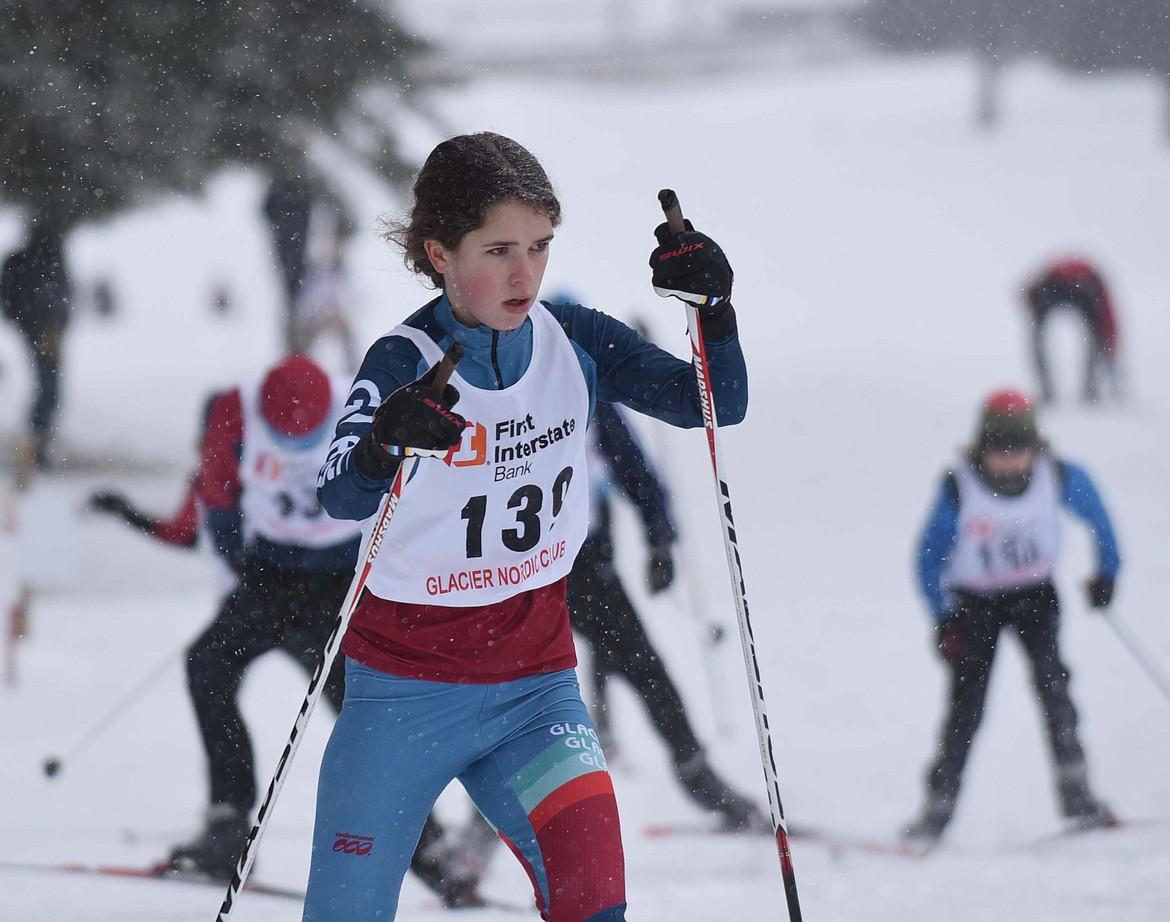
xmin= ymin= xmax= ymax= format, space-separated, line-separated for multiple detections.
xmin=2 ymin=8 xmax=1169 ymax=921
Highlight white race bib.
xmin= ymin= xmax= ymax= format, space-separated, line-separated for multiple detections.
xmin=365 ymin=306 xmax=590 ymax=605
xmin=944 ymin=455 xmax=1062 ymax=592
xmin=239 ymin=376 xmax=363 ymax=550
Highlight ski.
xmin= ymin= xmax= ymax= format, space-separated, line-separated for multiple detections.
xmin=0 ymin=858 xmax=534 ymax=912
xmin=0 ymin=449 xmax=175 ymax=475
xmin=418 ymin=895 xmax=534 ymax=914
xmin=794 ymin=831 xmax=932 ymax=861
xmin=0 ymin=858 xmax=305 ymax=899
xmin=1021 ymin=815 xmax=1162 ymax=851
xmin=643 ymin=822 xmax=929 ymax=860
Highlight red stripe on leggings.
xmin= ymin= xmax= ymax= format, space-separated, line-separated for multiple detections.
xmin=529 ymin=770 xmax=614 ymax=834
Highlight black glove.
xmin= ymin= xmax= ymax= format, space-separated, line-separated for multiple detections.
xmin=1086 ymin=576 xmax=1115 ymax=610
xmin=646 ymin=540 xmax=675 ymax=594
xmin=935 ymin=618 xmax=963 ymax=665
xmin=649 ymin=219 xmax=733 ymax=309
xmin=354 ymin=363 xmax=466 ymax=479
xmin=89 ymin=491 xmax=154 ymax=534
xmin=90 ymin=491 xmax=132 ymax=517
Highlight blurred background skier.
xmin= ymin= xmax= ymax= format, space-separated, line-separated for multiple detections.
xmin=562 ymin=315 xmax=762 ymax=830
xmin=905 ymin=389 xmax=1122 ymax=847
xmin=289 ymin=207 xmax=360 ymax=373
xmin=89 ymin=353 xmax=483 ymax=905
xmin=89 ymin=391 xmax=237 ymax=594
xmin=263 ymin=177 xmax=359 ymax=372
xmin=1022 ymin=256 xmax=1122 ymax=404
xmin=262 ymin=178 xmax=313 ymax=354
xmin=0 ymin=224 xmax=73 ymax=468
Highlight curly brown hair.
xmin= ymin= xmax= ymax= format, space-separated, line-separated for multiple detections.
xmin=382 ymin=132 xmax=562 ymax=288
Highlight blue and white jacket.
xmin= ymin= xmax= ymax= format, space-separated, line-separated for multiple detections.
xmin=916 ymin=456 xmax=1121 ymax=622
xmin=318 ymin=294 xmax=747 ymax=522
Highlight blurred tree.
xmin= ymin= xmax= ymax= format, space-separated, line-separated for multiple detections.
xmin=0 ymin=0 xmax=427 ymax=232
xmin=861 ymin=1 xmax=1170 ymax=132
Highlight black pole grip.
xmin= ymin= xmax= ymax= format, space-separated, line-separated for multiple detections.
xmin=658 ymin=188 xmax=687 ymax=236
xmin=429 ymin=341 xmax=464 ymax=393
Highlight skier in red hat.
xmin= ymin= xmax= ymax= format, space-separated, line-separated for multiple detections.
xmin=89 ymin=354 xmax=485 ymax=904
xmin=904 ymin=389 xmax=1122 ymax=847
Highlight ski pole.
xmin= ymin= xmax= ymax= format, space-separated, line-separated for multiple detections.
xmin=41 ymin=629 xmax=190 ymax=777
xmin=4 ymin=438 xmax=38 ymax=688
xmin=215 ymin=341 xmax=463 ymax=922
xmin=5 ymin=585 xmax=30 ymax=689
xmin=1104 ymin=613 xmax=1170 ymax=710
xmin=658 ymin=189 xmax=802 ymax=922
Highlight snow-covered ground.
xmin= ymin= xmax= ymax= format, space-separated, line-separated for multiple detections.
xmin=2 ymin=50 xmax=1169 ymax=922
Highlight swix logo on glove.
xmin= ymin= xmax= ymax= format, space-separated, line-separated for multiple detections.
xmin=422 ymin=395 xmax=462 ymax=426
xmin=658 ymin=241 xmax=705 ymax=262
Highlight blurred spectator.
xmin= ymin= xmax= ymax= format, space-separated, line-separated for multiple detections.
xmin=262 ymin=178 xmax=312 ymax=351
xmin=1022 ymin=257 xmax=1121 ymax=404
xmin=92 ymin=279 xmax=116 ymax=319
xmin=211 ymin=284 xmax=232 ymax=315
xmin=291 ymin=208 xmax=359 ymax=371
xmin=0 ymin=224 xmax=72 ymax=467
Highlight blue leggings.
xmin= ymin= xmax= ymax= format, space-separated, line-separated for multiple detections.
xmin=302 ymin=660 xmax=626 ymax=922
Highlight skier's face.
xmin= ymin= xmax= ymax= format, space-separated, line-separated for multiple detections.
xmin=425 ymin=199 xmax=554 ymax=331
xmin=982 ymin=447 xmax=1036 ymax=479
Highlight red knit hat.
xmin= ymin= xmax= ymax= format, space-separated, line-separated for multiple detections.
xmin=260 ymin=354 xmax=332 ymax=436
xmin=977 ymin=389 xmax=1039 ymax=451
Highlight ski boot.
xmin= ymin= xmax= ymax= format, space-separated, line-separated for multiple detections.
xmin=902 ymin=793 xmax=954 ymax=850
xmin=1059 ymin=766 xmax=1120 ymax=833
xmin=168 ymin=804 xmax=249 ymax=881
xmin=898 ymin=786 xmax=954 ymax=851
xmin=447 ymin=812 xmax=502 ymax=882
xmin=676 ymin=752 xmax=768 ymax=832
xmin=411 ymin=851 xmax=486 ymax=908
xmin=902 ymin=809 xmax=950 ymax=848
xmin=411 ymin=816 xmax=488 ymax=909
xmin=1064 ymin=803 xmax=1120 ymax=833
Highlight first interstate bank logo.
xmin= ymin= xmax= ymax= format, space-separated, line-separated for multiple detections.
xmin=445 ymin=412 xmax=576 ymax=481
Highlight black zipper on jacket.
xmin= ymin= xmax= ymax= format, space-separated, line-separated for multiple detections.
xmin=491 ymin=329 xmax=505 ymax=389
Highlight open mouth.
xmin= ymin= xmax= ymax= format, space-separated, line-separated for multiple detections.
xmin=504 ymin=297 xmax=531 ymax=311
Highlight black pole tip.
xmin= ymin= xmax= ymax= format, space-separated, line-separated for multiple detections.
xmin=43 ymin=757 xmax=61 ymax=778
xmin=658 ymin=189 xmax=678 ymax=210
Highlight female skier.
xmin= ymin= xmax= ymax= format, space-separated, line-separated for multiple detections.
xmin=305 ymin=132 xmax=747 ymax=921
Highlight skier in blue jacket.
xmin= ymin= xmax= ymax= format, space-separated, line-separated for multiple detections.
xmin=905 ymin=389 xmax=1121 ymax=846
